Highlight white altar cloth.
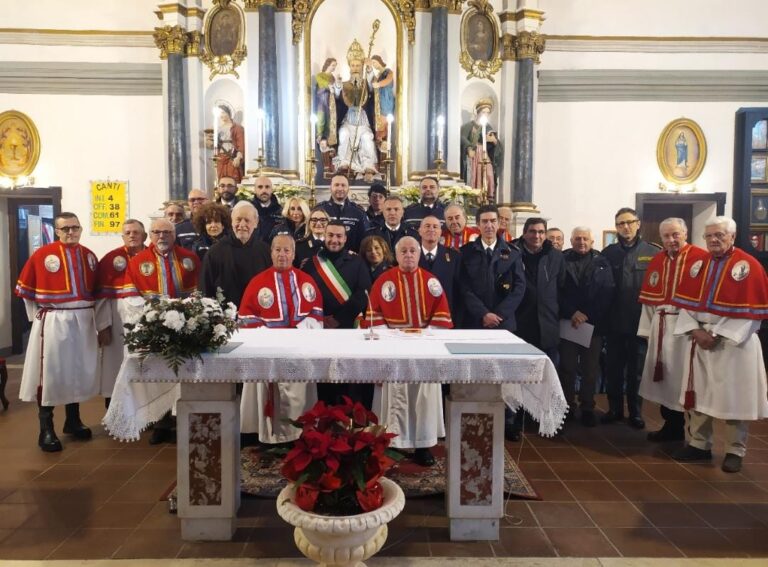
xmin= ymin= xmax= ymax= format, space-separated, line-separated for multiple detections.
xmin=104 ymin=328 xmax=567 ymax=440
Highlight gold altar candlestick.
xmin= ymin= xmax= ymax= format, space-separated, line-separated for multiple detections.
xmin=434 ymin=148 xmax=445 ymax=184
xmin=381 ymin=146 xmax=393 ymax=194
xmin=306 ymin=146 xmax=318 ymax=208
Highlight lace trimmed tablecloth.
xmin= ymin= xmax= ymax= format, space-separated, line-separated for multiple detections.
xmin=103 ymin=328 xmax=567 ymax=440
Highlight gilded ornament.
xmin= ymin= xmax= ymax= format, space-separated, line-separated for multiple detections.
xmin=500 ymin=33 xmax=515 ymax=61
xmin=459 ymin=0 xmax=502 ymax=81
xmin=0 ymin=109 xmax=41 ymax=179
xmin=430 ymin=0 xmax=450 ymax=8
xmin=276 ymin=0 xmax=293 ymax=11
xmin=153 ymin=25 xmax=188 ymax=59
xmin=185 ymin=30 xmax=202 ymax=57
xmin=200 ymin=0 xmax=248 ymax=79
xmin=514 ymin=30 xmax=546 ymax=63
xmin=395 ymin=0 xmax=416 ymax=44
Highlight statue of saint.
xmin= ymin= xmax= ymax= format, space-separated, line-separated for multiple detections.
xmin=332 ymin=39 xmax=380 ymax=182
xmin=314 ymin=57 xmax=339 ymax=147
xmin=460 ymin=99 xmax=502 ymax=199
xmin=215 ymin=104 xmax=245 ymax=183
xmin=368 ymin=55 xmax=395 ymax=146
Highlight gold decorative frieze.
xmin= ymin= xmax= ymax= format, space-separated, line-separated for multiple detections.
xmin=414 ymin=0 xmax=429 ymax=10
xmin=153 ymin=25 xmax=188 ymax=59
xmin=430 ymin=0 xmax=451 ymax=8
xmin=515 ymin=30 xmax=545 ymax=63
xmin=276 ymin=0 xmax=293 ymax=11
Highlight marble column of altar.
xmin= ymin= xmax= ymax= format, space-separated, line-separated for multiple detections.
xmin=259 ymin=2 xmax=280 ymax=168
xmin=512 ymin=56 xmax=534 ymax=206
xmin=427 ymin=3 xmax=448 ymax=170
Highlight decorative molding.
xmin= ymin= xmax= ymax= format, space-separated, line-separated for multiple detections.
xmin=276 ymin=0 xmax=293 ymax=11
xmin=153 ymin=25 xmax=188 ymax=59
xmin=514 ymin=30 xmax=545 ymax=63
xmin=414 ymin=0 xmax=429 ymax=10
xmin=545 ymin=34 xmax=768 ymax=54
xmin=395 ymin=0 xmax=416 ymax=45
xmin=291 ymin=0 xmax=310 ymax=44
xmin=200 ymin=0 xmax=248 ymax=79
xmin=500 ymin=33 xmax=514 ymax=61
xmin=538 ymin=70 xmax=768 ymax=102
xmin=185 ymin=30 xmax=202 ymax=57
xmin=499 ymin=9 xmax=545 ymax=23
xmin=430 ymin=0 xmax=451 ymax=8
xmin=154 ymin=3 xmax=206 ymax=21
xmin=459 ymin=0 xmax=501 ymax=81
xmin=0 ymin=62 xmax=162 ymax=96
xmin=0 ymin=28 xmax=154 ymax=48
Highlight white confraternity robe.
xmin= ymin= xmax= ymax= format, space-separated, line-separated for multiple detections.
xmin=638 ymin=303 xmax=687 ymax=410
xmin=20 ymin=299 xmax=99 ymax=406
xmin=674 ymin=309 xmax=768 ymax=421
xmin=95 ymin=297 xmax=130 ymax=398
xmin=372 ymin=382 xmax=445 ymax=449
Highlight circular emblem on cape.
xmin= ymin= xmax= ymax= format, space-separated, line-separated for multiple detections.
xmin=139 ymin=261 xmax=155 ymax=276
xmin=112 ymin=255 xmax=127 ymax=272
xmin=427 ymin=277 xmax=443 ymax=298
xmin=731 ymin=260 xmax=750 ymax=282
xmin=689 ymin=260 xmax=703 ymax=278
xmin=648 ymin=271 xmax=660 ymax=287
xmin=258 ymin=287 xmax=274 ymax=309
xmin=87 ymin=253 xmax=97 ymax=272
xmin=381 ymin=281 xmax=397 ymax=302
xmin=44 ymin=254 xmax=60 ymax=273
xmin=301 ymin=282 xmax=317 ymax=302
xmin=181 ymin=257 xmax=195 ymax=272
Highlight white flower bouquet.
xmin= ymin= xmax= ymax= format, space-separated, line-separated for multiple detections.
xmin=123 ymin=289 xmax=238 ymax=374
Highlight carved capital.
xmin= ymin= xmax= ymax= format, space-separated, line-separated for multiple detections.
xmin=244 ymin=0 xmax=279 ymax=9
xmin=515 ymin=30 xmax=545 ymax=63
xmin=501 ymin=33 xmax=515 ymax=61
xmin=185 ymin=30 xmax=202 ymax=57
xmin=291 ymin=0 xmax=310 ymax=43
xmin=396 ymin=0 xmax=416 ymax=44
xmin=430 ymin=0 xmax=451 ymax=8
xmin=153 ymin=25 xmax=188 ymax=59
xmin=276 ymin=0 xmax=292 ymax=11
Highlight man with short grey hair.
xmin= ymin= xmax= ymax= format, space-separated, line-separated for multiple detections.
xmin=671 ymin=216 xmax=768 ymax=472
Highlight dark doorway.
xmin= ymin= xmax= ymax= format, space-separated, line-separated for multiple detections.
xmin=635 ymin=193 xmax=726 ymax=248
xmin=640 ymin=203 xmax=693 ymax=247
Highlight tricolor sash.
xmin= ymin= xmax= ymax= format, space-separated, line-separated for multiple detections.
xmin=312 ymin=254 xmax=351 ymax=304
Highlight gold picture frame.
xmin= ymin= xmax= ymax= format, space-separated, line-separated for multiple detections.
xmin=200 ymin=0 xmax=247 ymax=80
xmin=459 ymin=0 xmax=502 ymax=82
xmin=0 ymin=109 xmax=41 ymax=179
xmin=656 ymin=117 xmax=707 ymax=185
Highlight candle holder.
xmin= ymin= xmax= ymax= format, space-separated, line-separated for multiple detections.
xmin=254 ymin=148 xmax=266 ymax=175
xmin=380 ymin=150 xmax=394 ymax=194
xmin=480 ymin=155 xmax=491 ymax=205
xmin=433 ymin=148 xmax=445 ymax=183
xmin=306 ymin=146 xmax=318 ymax=208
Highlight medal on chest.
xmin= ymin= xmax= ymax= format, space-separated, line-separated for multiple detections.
xmin=139 ymin=261 xmax=155 ymax=276
xmin=648 ymin=271 xmax=660 ymax=287
xmin=181 ymin=257 xmax=195 ymax=272
xmin=258 ymin=287 xmax=274 ymax=309
xmin=301 ymin=282 xmax=316 ymax=302
xmin=44 ymin=254 xmax=61 ymax=273
xmin=381 ymin=281 xmax=396 ymax=302
xmin=427 ymin=277 xmax=443 ymax=297
xmin=87 ymin=253 xmax=97 ymax=272
xmin=689 ymin=260 xmax=703 ymax=278
xmin=731 ymin=260 xmax=750 ymax=282
xmin=113 ymin=255 xmax=127 ymax=272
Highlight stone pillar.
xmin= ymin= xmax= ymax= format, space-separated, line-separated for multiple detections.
xmin=427 ymin=1 xmax=449 ymax=169
xmin=259 ymin=1 xmax=280 ymax=167
xmin=154 ymin=25 xmax=190 ymax=202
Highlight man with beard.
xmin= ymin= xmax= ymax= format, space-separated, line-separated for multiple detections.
xmin=404 ymin=176 xmax=445 ymax=230
xmin=215 ymin=176 xmax=239 ymax=209
xmin=176 ymin=189 xmax=210 ymax=249
xmin=239 ymin=235 xmax=324 ymax=444
xmin=251 ymin=176 xmax=283 ymax=242
xmin=319 ymin=174 xmax=369 ymax=251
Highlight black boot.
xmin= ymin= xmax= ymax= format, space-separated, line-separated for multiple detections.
xmin=0 ymin=358 xmax=8 ymax=410
xmin=63 ymin=403 xmax=92 ymax=440
xmin=38 ymin=406 xmax=62 ymax=452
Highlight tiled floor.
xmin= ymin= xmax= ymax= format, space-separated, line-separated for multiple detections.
xmin=1 ymin=358 xmax=768 ymax=560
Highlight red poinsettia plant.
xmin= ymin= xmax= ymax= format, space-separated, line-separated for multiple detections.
xmin=281 ymin=397 xmax=402 ymax=515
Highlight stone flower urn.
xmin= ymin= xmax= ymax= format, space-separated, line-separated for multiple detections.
xmin=276 ymin=477 xmax=405 ymax=567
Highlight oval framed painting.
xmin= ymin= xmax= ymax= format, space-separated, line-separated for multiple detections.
xmin=0 ymin=109 xmax=41 ymax=179
xmin=656 ymin=118 xmax=707 ymax=185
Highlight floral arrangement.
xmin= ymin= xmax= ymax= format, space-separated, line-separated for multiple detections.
xmin=235 ymin=182 xmax=306 ymax=204
xmin=123 ymin=289 xmax=238 ymax=374
xmin=281 ymin=397 xmax=402 ymax=516
xmin=393 ymin=185 xmax=422 ymax=204
xmin=396 ymin=183 xmax=480 ymax=206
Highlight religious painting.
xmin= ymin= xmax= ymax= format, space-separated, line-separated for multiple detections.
xmin=307 ymin=0 xmax=401 ymax=186
xmin=0 ymin=109 xmax=41 ymax=179
xmin=749 ymin=232 xmax=765 ymax=251
xmin=751 ymin=155 xmax=767 ymax=182
xmin=459 ymin=0 xmax=501 ymax=82
xmin=656 ymin=118 xmax=707 ymax=185
xmin=753 ymin=119 xmax=768 ymax=150
xmin=602 ymin=230 xmax=618 ymax=249
xmin=201 ymin=0 xmax=247 ymax=79
xmin=751 ymin=195 xmax=768 ymax=225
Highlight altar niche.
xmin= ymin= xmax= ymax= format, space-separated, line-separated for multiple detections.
xmin=305 ymin=0 xmax=406 ymax=187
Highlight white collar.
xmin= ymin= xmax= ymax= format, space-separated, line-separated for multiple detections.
xmin=422 ymin=245 xmax=438 ymax=256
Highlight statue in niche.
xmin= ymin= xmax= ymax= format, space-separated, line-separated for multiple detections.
xmin=215 ymin=104 xmax=245 ymax=183
xmin=331 ymin=39 xmax=381 ymax=182
xmin=368 ymin=54 xmax=395 ymax=148
xmin=314 ymin=57 xmax=339 ymax=149
xmin=460 ymin=99 xmax=502 ymax=199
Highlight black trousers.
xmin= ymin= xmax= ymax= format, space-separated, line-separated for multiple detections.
xmin=559 ymin=336 xmax=602 ymax=411
xmin=660 ymin=404 xmax=685 ymax=432
xmin=605 ymin=333 xmax=647 ymax=418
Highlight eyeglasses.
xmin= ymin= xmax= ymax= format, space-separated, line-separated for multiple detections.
xmin=189 ymin=197 xmax=207 ymax=202
xmin=150 ymin=230 xmax=174 ymax=236
xmin=616 ymin=219 xmax=639 ymax=228
xmin=56 ymin=225 xmax=81 ymax=232
xmin=309 ymin=218 xmax=328 ymax=224
xmin=219 ymin=183 xmax=236 ymax=189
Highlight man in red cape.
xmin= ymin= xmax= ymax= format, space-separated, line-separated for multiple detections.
xmin=441 ymin=203 xmax=479 ymax=250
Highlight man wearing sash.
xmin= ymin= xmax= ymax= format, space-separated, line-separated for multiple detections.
xmin=301 ymin=220 xmax=372 ymax=405
xmin=671 ymin=216 xmax=768 ymax=473
xmin=441 ymin=203 xmax=479 ymax=250
xmin=637 ymin=218 xmax=708 ymax=442
xmin=16 ymin=212 xmax=99 ymax=452
xmin=95 ymin=219 xmax=147 ymax=408
xmin=361 ymin=236 xmax=452 ymax=466
xmin=239 ymin=235 xmax=324 ymax=444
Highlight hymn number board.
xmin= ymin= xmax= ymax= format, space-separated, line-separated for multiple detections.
xmin=90 ymin=180 xmax=128 ymax=234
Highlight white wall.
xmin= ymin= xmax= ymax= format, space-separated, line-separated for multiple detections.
xmin=0 ymin=198 xmax=10 ymax=350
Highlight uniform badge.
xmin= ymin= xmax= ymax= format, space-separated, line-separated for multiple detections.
xmin=181 ymin=257 xmax=195 ymax=272
xmin=649 ymin=271 xmax=660 ymax=287
xmin=139 ymin=261 xmax=155 ymax=276
xmin=731 ymin=260 xmax=750 ymax=282
xmin=381 ymin=281 xmax=396 ymax=302
xmin=44 ymin=254 xmax=60 ymax=273
xmin=112 ymin=256 xmax=127 ymax=272
xmin=258 ymin=287 xmax=274 ymax=309
xmin=689 ymin=260 xmax=703 ymax=278
xmin=301 ymin=282 xmax=316 ymax=302
xmin=427 ymin=277 xmax=443 ymax=297
xmin=87 ymin=253 xmax=97 ymax=272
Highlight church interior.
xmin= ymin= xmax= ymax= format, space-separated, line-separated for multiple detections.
xmin=1 ymin=0 xmax=768 ymax=563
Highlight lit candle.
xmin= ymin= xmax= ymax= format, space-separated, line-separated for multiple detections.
xmin=386 ymin=114 xmax=394 ymax=151
xmin=479 ymin=115 xmax=488 ymax=156
xmin=309 ymin=113 xmax=317 ymax=146
xmin=212 ymin=107 xmax=220 ymax=153
xmin=436 ymin=114 xmax=445 ymax=155
xmin=258 ymin=108 xmax=266 ymax=155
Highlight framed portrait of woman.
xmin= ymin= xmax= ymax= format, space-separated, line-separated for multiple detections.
xmin=459 ymin=0 xmax=501 ymax=82
xmin=201 ymin=0 xmax=247 ymax=79
xmin=656 ymin=118 xmax=707 ymax=185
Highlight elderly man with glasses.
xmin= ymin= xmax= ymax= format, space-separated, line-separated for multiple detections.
xmin=16 ymin=212 xmax=100 ymax=452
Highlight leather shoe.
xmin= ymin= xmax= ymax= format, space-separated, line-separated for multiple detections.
xmin=647 ymin=427 xmax=685 ymax=442
xmin=581 ymin=410 xmax=596 ymax=427
xmin=628 ymin=416 xmax=645 ymax=430
xmin=722 ymin=453 xmax=743 ymax=473
xmin=413 ymin=448 xmax=436 ymax=467
xmin=600 ymin=410 xmax=624 ymax=424
xmin=63 ymin=421 xmax=92 ymax=440
xmin=672 ymin=445 xmax=712 ymax=462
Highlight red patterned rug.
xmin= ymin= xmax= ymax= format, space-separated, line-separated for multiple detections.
xmin=240 ymin=442 xmax=539 ymax=500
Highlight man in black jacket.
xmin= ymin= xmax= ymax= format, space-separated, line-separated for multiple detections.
xmin=601 ymin=207 xmax=660 ymax=429
xmin=301 ymin=220 xmax=372 ymax=406
xmin=199 ymin=201 xmax=272 ymax=307
xmin=560 ymin=227 xmax=615 ymax=426
xmin=366 ymin=183 xmax=387 ymax=228
xmin=252 ymin=176 xmax=284 ymax=243
xmin=319 ymin=174 xmax=369 ymax=251
xmin=419 ymin=215 xmax=462 ymax=325
xmin=365 ymin=196 xmax=420 ymax=253
xmin=403 ymin=176 xmax=445 ymax=229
